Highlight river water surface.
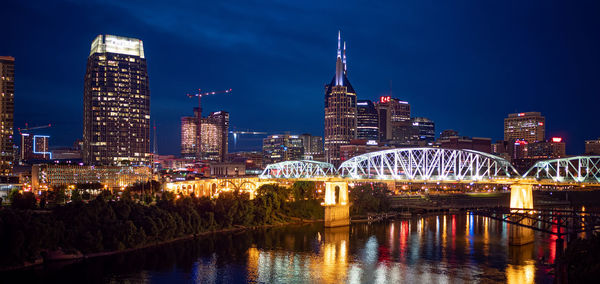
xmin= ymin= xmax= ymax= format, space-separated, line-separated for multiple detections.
xmin=7 ymin=213 xmax=556 ymax=283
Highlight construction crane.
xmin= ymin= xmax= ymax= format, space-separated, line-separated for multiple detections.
xmin=17 ymin=123 xmax=52 ymax=134
xmin=186 ymin=88 xmax=232 ymax=159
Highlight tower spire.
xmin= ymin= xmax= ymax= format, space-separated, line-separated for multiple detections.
xmin=343 ymin=41 xmax=347 ymax=73
xmin=335 ymin=31 xmax=344 ymax=86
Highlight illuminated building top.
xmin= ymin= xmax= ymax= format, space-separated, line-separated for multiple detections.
xmin=90 ymin=35 xmax=145 ymax=58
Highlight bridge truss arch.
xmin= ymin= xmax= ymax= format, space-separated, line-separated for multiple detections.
xmin=339 ymin=148 xmax=519 ymax=181
xmin=523 ymin=156 xmax=600 ymax=183
xmin=259 ymin=160 xmax=337 ymax=179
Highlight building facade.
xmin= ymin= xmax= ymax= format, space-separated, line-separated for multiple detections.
xmin=356 ymin=100 xmax=379 ymax=141
xmin=0 ymin=56 xmax=14 ymax=176
xmin=263 ymin=134 xmax=304 ymax=165
xmin=375 ymin=96 xmax=411 ymax=143
xmin=200 ymin=111 xmax=229 ymax=162
xmin=504 ymin=112 xmax=545 ymax=142
xmin=411 ymin=117 xmax=435 ymax=143
xmin=324 ymin=32 xmax=357 ymax=166
xmin=83 ymin=35 xmax=150 ymax=166
xmin=300 ymin=133 xmax=325 ymax=161
xmin=527 ymin=138 xmax=566 ymax=159
xmin=31 ymin=164 xmax=151 ymax=190
xmin=438 ymin=136 xmax=491 ymax=153
xmin=340 ymin=140 xmax=391 ymax=163
xmin=586 ymin=138 xmax=600 ymax=155
xmin=20 ymin=134 xmax=50 ymax=160
xmin=181 ymin=116 xmax=197 ymax=159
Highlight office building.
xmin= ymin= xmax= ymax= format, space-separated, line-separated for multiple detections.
xmin=440 ymin=129 xmax=459 ymax=140
xmin=356 ymin=100 xmax=379 ymax=141
xmin=83 ymin=35 xmax=150 ymax=166
xmin=411 ymin=117 xmax=435 ymax=143
xmin=375 ymin=96 xmax=411 ymax=142
xmin=31 ymin=164 xmax=151 ymax=190
xmin=181 ymin=116 xmax=197 ymax=159
xmin=438 ymin=136 xmax=491 ymax=153
xmin=504 ymin=112 xmax=545 ymax=142
xmin=340 ymin=140 xmax=390 ymax=162
xmin=20 ymin=133 xmax=51 ymax=160
xmin=200 ymin=111 xmax=229 ymax=162
xmin=528 ymin=137 xmax=566 ymax=159
xmin=300 ymin=133 xmax=325 ymax=161
xmin=586 ymin=138 xmax=600 ymax=155
xmin=263 ymin=134 xmax=304 ymax=165
xmin=0 ymin=56 xmax=14 ymax=175
xmin=324 ymin=32 xmax=357 ymax=166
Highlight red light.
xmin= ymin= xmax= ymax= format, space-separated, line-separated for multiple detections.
xmin=518 ymin=113 xmax=525 ymax=117
xmin=538 ymin=122 xmax=544 ymax=126
xmin=552 ymin=137 xmax=562 ymax=143
xmin=380 ymin=96 xmax=391 ymax=103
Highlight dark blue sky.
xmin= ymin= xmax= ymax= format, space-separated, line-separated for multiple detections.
xmin=2 ymin=0 xmax=600 ymax=155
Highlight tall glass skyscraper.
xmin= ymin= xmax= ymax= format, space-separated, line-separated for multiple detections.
xmin=356 ymin=100 xmax=378 ymax=141
xmin=83 ymin=35 xmax=150 ymax=166
xmin=0 ymin=56 xmax=14 ymax=175
xmin=324 ymin=32 xmax=357 ymax=166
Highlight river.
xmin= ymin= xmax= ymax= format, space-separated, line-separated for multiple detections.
xmin=5 ymin=213 xmax=556 ymax=283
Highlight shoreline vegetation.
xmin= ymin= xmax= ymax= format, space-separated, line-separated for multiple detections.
xmin=0 ymin=181 xmax=391 ymax=271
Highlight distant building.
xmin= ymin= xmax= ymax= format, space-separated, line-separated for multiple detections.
xmin=21 ymin=134 xmax=51 ymax=161
xmin=356 ymin=100 xmax=379 ymax=141
xmin=504 ymin=112 xmax=545 ymax=142
xmin=528 ymin=138 xmax=566 ymax=159
xmin=411 ymin=117 xmax=435 ymax=143
xmin=180 ymin=112 xmax=198 ymax=159
xmin=200 ymin=111 xmax=229 ymax=162
xmin=227 ymin=151 xmax=264 ymax=171
xmin=340 ymin=140 xmax=391 ymax=162
xmin=31 ymin=164 xmax=151 ymax=190
xmin=51 ymin=147 xmax=82 ymax=161
xmin=440 ymin=129 xmax=459 ymax=140
xmin=300 ymin=134 xmax=325 ymax=161
xmin=324 ymin=32 xmax=357 ymax=166
xmin=83 ymin=35 xmax=150 ymax=166
xmin=585 ymin=138 xmax=600 ymax=155
xmin=263 ymin=134 xmax=304 ymax=165
xmin=375 ymin=96 xmax=410 ymax=142
xmin=0 ymin=56 xmax=14 ymax=176
xmin=209 ymin=162 xmax=245 ymax=177
xmin=438 ymin=136 xmax=491 ymax=153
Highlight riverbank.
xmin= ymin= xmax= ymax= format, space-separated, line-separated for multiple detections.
xmin=1 ymin=217 xmax=320 ymax=272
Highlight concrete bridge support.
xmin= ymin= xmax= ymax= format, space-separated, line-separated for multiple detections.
xmin=324 ymin=181 xmax=350 ymax=227
xmin=509 ymin=184 xmax=535 ymax=245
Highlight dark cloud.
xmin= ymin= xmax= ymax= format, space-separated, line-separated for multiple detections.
xmin=2 ymin=0 xmax=599 ymax=155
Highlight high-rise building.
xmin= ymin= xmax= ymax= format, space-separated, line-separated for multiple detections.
xmin=0 ymin=56 xmax=14 ymax=175
xmin=411 ymin=117 xmax=435 ymax=143
xmin=356 ymin=100 xmax=379 ymax=141
xmin=374 ymin=96 xmax=411 ymax=143
xmin=181 ymin=116 xmax=197 ymax=159
xmin=324 ymin=32 xmax=357 ymax=166
xmin=440 ymin=129 xmax=459 ymax=140
xmin=263 ymin=134 xmax=304 ymax=165
xmin=83 ymin=35 xmax=150 ymax=166
xmin=438 ymin=136 xmax=491 ymax=153
xmin=586 ymin=138 xmax=600 ymax=155
xmin=528 ymin=137 xmax=566 ymax=159
xmin=20 ymin=134 xmax=51 ymax=160
xmin=504 ymin=112 xmax=545 ymax=142
xmin=200 ymin=111 xmax=229 ymax=162
xmin=300 ymin=134 xmax=324 ymax=161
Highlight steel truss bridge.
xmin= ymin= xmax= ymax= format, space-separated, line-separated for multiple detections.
xmin=259 ymin=148 xmax=600 ymax=187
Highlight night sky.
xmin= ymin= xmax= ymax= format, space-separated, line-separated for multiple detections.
xmin=2 ymin=0 xmax=600 ymax=155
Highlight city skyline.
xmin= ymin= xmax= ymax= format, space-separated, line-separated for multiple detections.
xmin=2 ymin=1 xmax=600 ymax=155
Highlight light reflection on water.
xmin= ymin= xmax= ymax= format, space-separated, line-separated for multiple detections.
xmin=199 ymin=214 xmax=551 ymax=283
xmin=5 ymin=213 xmax=555 ymax=283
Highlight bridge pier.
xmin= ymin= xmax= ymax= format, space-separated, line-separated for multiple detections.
xmin=509 ymin=184 xmax=535 ymax=245
xmin=324 ymin=182 xmax=350 ymax=227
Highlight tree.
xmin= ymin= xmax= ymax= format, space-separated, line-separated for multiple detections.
xmin=11 ymin=192 xmax=37 ymax=210
xmin=291 ymin=181 xmax=317 ymax=201
xmin=349 ymin=183 xmax=391 ymax=215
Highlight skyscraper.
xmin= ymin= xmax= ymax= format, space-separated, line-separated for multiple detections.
xmin=200 ymin=111 xmax=229 ymax=162
xmin=374 ymin=96 xmax=411 ymax=143
xmin=324 ymin=32 xmax=357 ymax=166
xmin=504 ymin=112 xmax=545 ymax=143
xmin=83 ymin=35 xmax=150 ymax=166
xmin=411 ymin=117 xmax=435 ymax=143
xmin=263 ymin=134 xmax=304 ymax=165
xmin=181 ymin=116 xmax=197 ymax=159
xmin=356 ymin=100 xmax=379 ymax=141
xmin=0 ymin=56 xmax=14 ymax=175
xmin=300 ymin=133 xmax=325 ymax=161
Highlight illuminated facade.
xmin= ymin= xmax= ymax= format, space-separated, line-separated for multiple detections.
xmin=20 ymin=133 xmax=51 ymax=160
xmin=356 ymin=100 xmax=378 ymax=141
xmin=411 ymin=117 xmax=435 ymax=143
xmin=324 ymin=32 xmax=357 ymax=166
xmin=83 ymin=35 xmax=150 ymax=166
xmin=300 ymin=133 xmax=325 ymax=161
xmin=263 ymin=134 xmax=304 ymax=165
xmin=31 ymin=164 xmax=151 ymax=190
xmin=504 ymin=112 xmax=545 ymax=142
xmin=375 ymin=96 xmax=411 ymax=142
xmin=527 ymin=138 xmax=566 ymax=159
xmin=180 ymin=110 xmax=198 ymax=159
xmin=0 ymin=56 xmax=14 ymax=175
xmin=200 ymin=111 xmax=229 ymax=162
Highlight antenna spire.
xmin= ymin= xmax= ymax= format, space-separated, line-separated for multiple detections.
xmin=343 ymin=41 xmax=347 ymax=73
